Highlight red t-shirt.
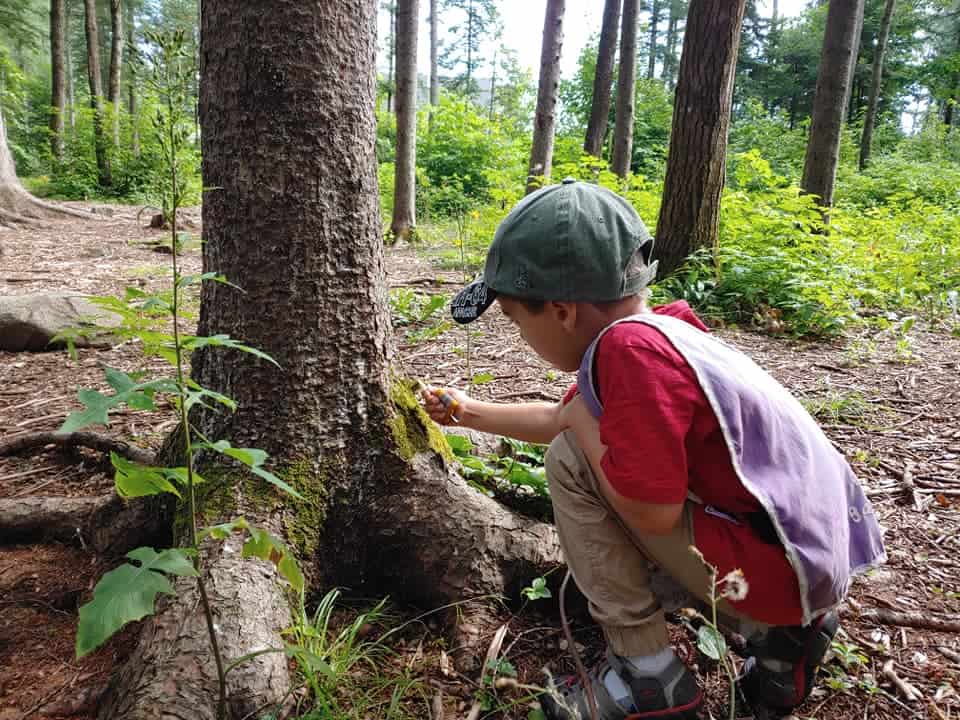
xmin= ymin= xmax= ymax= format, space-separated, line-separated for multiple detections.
xmin=565 ymin=301 xmax=803 ymax=625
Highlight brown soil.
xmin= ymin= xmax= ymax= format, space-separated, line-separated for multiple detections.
xmin=1 ymin=204 xmax=958 ymax=719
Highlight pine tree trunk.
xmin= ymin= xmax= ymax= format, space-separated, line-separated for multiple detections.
xmin=387 ymin=2 xmax=396 ymax=112
xmin=662 ymin=0 xmax=681 ymax=87
xmin=83 ymin=0 xmax=112 ymax=187
xmin=859 ymin=0 xmax=895 ymax=170
xmin=584 ymin=0 xmax=622 ymax=157
xmin=108 ymin=0 xmax=122 ymax=147
xmin=50 ymin=0 xmax=67 ymax=161
xmin=654 ymin=0 xmax=747 ymax=278
xmin=391 ymin=0 xmax=418 ymax=241
xmin=611 ymin=0 xmax=639 ymax=178
xmin=429 ymin=0 xmax=439 ymax=105
xmin=801 ymin=0 xmax=865 ymax=212
xmin=98 ymin=1 xmax=561 ymax=714
xmin=526 ymin=0 xmax=565 ymax=193
xmin=646 ymin=0 xmax=661 ymax=80
xmin=126 ymin=0 xmax=139 ymax=158
xmin=66 ymin=8 xmax=76 ymax=131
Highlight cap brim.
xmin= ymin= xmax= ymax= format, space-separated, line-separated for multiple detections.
xmin=451 ymin=278 xmax=497 ymax=324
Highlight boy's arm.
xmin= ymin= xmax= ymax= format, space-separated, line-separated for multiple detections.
xmin=561 ymin=394 xmax=684 ymax=536
xmin=421 ymin=386 xmax=564 ymax=444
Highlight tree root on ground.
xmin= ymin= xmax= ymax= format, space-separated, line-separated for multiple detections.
xmin=859 ymin=607 xmax=960 ymax=634
xmin=0 ymin=431 xmax=156 ymax=465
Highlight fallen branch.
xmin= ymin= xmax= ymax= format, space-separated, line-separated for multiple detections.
xmin=937 ymin=646 xmax=960 ymax=665
xmin=882 ymin=660 xmax=922 ymax=702
xmin=860 ymin=608 xmax=960 ymax=634
xmin=0 ymin=430 xmax=155 ymax=465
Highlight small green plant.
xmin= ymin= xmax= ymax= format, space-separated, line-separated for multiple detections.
xmin=388 ymin=288 xmax=451 ymax=344
xmin=800 ymin=390 xmax=872 ymax=425
xmin=446 ymin=433 xmax=550 ymax=500
xmin=521 ymin=576 xmax=553 ymax=601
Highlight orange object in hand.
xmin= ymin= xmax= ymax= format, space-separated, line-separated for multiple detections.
xmin=415 ymin=380 xmax=461 ymax=424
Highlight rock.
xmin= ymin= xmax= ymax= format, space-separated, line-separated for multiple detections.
xmin=0 ymin=294 xmax=122 ymax=352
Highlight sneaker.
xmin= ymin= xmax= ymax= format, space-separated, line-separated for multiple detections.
xmin=738 ymin=610 xmax=840 ymax=713
xmin=540 ymin=649 xmax=702 ymax=720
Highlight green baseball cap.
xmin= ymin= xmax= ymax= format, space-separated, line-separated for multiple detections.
xmin=451 ymin=178 xmax=657 ymax=324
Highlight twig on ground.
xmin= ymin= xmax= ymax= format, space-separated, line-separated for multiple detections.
xmin=431 ymin=690 xmax=444 ymax=720
xmin=937 ymin=646 xmax=960 ymax=665
xmin=0 ymin=430 xmax=155 ymax=465
xmin=882 ymin=660 xmax=922 ymax=702
xmin=860 ymin=607 xmax=960 ymax=633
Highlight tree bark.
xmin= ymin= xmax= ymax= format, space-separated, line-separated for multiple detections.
xmin=526 ymin=0 xmax=565 ymax=193
xmin=646 ymin=0 xmax=661 ymax=80
xmin=859 ymin=0 xmax=895 ymax=170
xmin=391 ymin=0 xmax=419 ymax=241
xmin=611 ymin=0 xmax=639 ymax=178
xmin=584 ymin=0 xmax=622 ymax=157
xmin=99 ymin=0 xmax=561 ymax=715
xmin=50 ymin=0 xmax=67 ymax=161
xmin=126 ymin=0 xmax=139 ymax=158
xmin=801 ymin=0 xmax=865 ymax=212
xmin=108 ymin=0 xmax=123 ymax=147
xmin=430 ymin=0 xmax=439 ymax=106
xmin=386 ymin=1 xmax=396 ymax=112
xmin=654 ymin=0 xmax=747 ymax=278
xmin=83 ymin=0 xmax=112 ymax=187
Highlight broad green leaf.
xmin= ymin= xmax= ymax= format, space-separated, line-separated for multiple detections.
xmin=182 ymin=334 xmax=280 ymax=368
xmin=242 ymin=526 xmax=304 ymax=591
xmin=112 ymin=453 xmax=181 ymax=498
xmin=200 ymin=517 xmax=250 ymax=541
xmin=284 ymin=644 xmax=335 ymax=678
xmin=444 ymin=433 xmax=473 ymax=456
xmin=199 ymin=440 xmax=302 ymax=499
xmin=76 ymin=547 xmax=198 ymax=657
xmin=60 ymin=389 xmax=116 ymax=432
xmin=177 ymin=272 xmax=244 ymax=292
xmin=471 ymin=372 xmax=495 ymax=385
xmin=696 ymin=624 xmax=727 ymax=661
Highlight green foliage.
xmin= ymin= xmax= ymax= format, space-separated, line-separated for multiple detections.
xmin=521 ymin=576 xmax=552 ymax=601
xmin=446 ymin=432 xmax=549 ymax=500
xmin=389 ymin=288 xmax=452 ymax=344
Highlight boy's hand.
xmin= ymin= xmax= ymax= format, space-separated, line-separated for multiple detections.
xmin=419 ymin=385 xmax=468 ymax=426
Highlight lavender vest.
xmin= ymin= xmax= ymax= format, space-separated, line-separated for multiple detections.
xmin=578 ymin=313 xmax=886 ymax=625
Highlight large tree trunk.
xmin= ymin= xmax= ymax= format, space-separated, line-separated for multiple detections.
xmin=646 ymin=0 xmax=661 ymax=80
xmin=801 ymin=0 xmax=865 ymax=212
xmin=611 ymin=0 xmax=639 ymax=178
xmin=83 ymin=0 xmax=112 ymax=187
xmin=583 ymin=0 xmax=622 ymax=157
xmin=859 ymin=0 xmax=895 ymax=170
xmin=50 ymin=0 xmax=67 ymax=161
xmin=526 ymin=0 xmax=565 ymax=193
xmin=386 ymin=1 xmax=396 ymax=112
xmin=126 ymin=0 xmax=139 ymax=158
xmin=391 ymin=0 xmax=418 ymax=241
xmin=108 ymin=0 xmax=123 ymax=148
xmin=99 ymin=1 xmax=561 ymax=715
xmin=653 ymin=0 xmax=747 ymax=278
xmin=429 ymin=0 xmax=439 ymax=106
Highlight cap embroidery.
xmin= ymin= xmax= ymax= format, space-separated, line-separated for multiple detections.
xmin=515 ymin=264 xmax=530 ymax=290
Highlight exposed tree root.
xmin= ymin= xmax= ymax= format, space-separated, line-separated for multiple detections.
xmin=0 ymin=430 xmax=156 ymax=465
xmin=860 ymin=607 xmax=960 ymax=634
xmin=0 ymin=493 xmax=165 ymax=553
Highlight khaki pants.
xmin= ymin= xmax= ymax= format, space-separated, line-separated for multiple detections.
xmin=545 ymin=430 xmax=770 ymax=656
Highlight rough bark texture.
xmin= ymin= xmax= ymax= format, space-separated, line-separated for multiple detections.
xmin=646 ymin=0 xmax=661 ymax=80
xmin=801 ymin=0 xmax=865 ymax=210
xmin=108 ymin=0 xmax=123 ymax=147
xmin=859 ymin=0 xmax=895 ymax=170
xmin=50 ymin=0 xmax=67 ymax=161
xmin=611 ymin=0 xmax=639 ymax=178
xmin=100 ymin=0 xmax=561 ymax=714
xmin=83 ymin=0 xmax=112 ymax=187
xmin=430 ymin=0 xmax=439 ymax=106
xmin=583 ymin=0 xmax=622 ymax=157
xmin=391 ymin=0 xmax=418 ymax=241
xmin=654 ymin=0 xmax=747 ymax=278
xmin=526 ymin=0 xmax=565 ymax=193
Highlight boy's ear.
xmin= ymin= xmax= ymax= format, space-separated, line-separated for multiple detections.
xmin=550 ymin=301 xmax=578 ymax=332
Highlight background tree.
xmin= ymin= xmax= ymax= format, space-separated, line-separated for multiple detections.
xmin=527 ymin=0 xmax=565 ymax=192
xmin=611 ymin=0 xmax=639 ymax=177
xmin=383 ymin=0 xmax=396 ymax=112
xmin=859 ymin=0 xmax=896 ymax=168
xmin=391 ymin=0 xmax=418 ymax=240
xmin=646 ymin=0 xmax=662 ymax=79
xmin=654 ymin=0 xmax=747 ymax=277
xmin=49 ymin=0 xmax=66 ymax=161
xmin=439 ymin=0 xmax=499 ymax=96
xmin=109 ymin=0 xmax=123 ymax=146
xmin=801 ymin=0 xmax=865 ymax=212
xmin=584 ymin=0 xmax=622 ymax=157
xmin=83 ymin=0 xmax=111 ymax=187
xmin=99 ymin=0 xmax=559 ymax=713
xmin=661 ymin=0 xmax=687 ymax=88
xmin=429 ymin=0 xmax=439 ymax=106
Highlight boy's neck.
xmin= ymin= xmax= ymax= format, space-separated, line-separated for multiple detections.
xmin=576 ymin=295 xmax=649 ymax=344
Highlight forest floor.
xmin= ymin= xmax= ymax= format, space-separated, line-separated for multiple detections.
xmin=0 ymin=203 xmax=958 ymax=720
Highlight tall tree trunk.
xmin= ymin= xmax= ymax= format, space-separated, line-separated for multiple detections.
xmin=125 ymin=0 xmax=139 ymax=158
xmin=466 ymin=0 xmax=474 ymax=89
xmin=83 ymin=0 xmax=112 ymax=187
xmin=391 ymin=0 xmax=418 ymax=241
xmin=654 ymin=0 xmax=747 ymax=278
xmin=526 ymin=0 xmax=565 ymax=193
xmin=584 ymin=0 xmax=622 ymax=157
xmin=50 ymin=0 xmax=67 ymax=161
xmin=489 ymin=46 xmax=497 ymax=119
xmin=66 ymin=7 xmax=76 ymax=132
xmin=662 ymin=0 xmax=681 ymax=87
xmin=611 ymin=0 xmax=639 ymax=178
xmin=98 ymin=0 xmax=560 ymax=714
xmin=386 ymin=1 xmax=396 ymax=112
xmin=646 ymin=0 xmax=661 ymax=80
xmin=429 ymin=0 xmax=439 ymax=105
xmin=801 ymin=0 xmax=865 ymax=212
xmin=859 ymin=0 xmax=895 ymax=170
xmin=108 ymin=0 xmax=122 ymax=147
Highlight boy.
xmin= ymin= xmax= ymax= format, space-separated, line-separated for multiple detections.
xmin=422 ymin=179 xmax=886 ymax=720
